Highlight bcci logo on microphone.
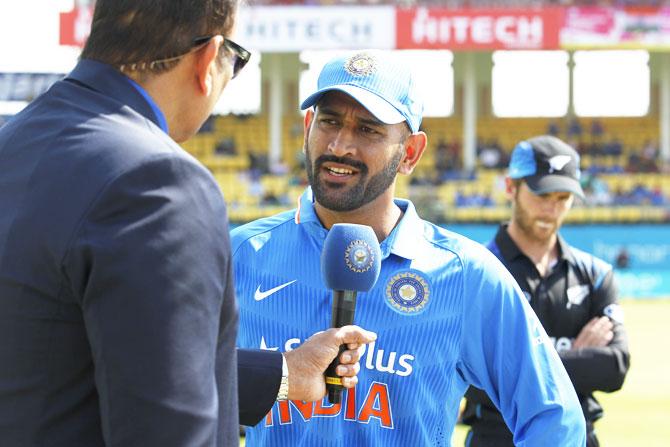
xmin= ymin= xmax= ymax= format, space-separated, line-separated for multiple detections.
xmin=385 ymin=270 xmax=430 ymax=315
xmin=344 ymin=240 xmax=375 ymax=273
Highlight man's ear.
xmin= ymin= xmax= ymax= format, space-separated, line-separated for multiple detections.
xmin=302 ymin=109 xmax=314 ymax=154
xmin=398 ymin=131 xmax=427 ymax=175
xmin=304 ymin=109 xmax=314 ymax=132
xmin=505 ymin=177 xmax=517 ymax=199
xmin=194 ymin=36 xmax=224 ymax=96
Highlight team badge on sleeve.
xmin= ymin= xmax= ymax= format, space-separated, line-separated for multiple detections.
xmin=385 ymin=270 xmax=430 ymax=315
xmin=345 ymin=240 xmax=375 ymax=273
xmin=603 ymin=303 xmax=625 ymax=323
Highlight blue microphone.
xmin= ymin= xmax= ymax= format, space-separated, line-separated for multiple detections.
xmin=321 ymin=223 xmax=381 ymax=404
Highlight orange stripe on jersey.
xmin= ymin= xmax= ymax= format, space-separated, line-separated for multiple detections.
xmin=294 ymin=195 xmax=302 ymax=224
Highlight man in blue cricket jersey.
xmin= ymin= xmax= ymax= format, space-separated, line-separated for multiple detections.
xmin=232 ymin=51 xmax=586 ymax=446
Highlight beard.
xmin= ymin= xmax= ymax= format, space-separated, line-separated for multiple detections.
xmin=512 ymin=190 xmax=561 ymax=244
xmin=305 ymin=142 xmax=403 ymax=212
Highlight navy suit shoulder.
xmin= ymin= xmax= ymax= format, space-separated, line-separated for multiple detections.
xmin=0 ymin=59 xmax=273 ymax=446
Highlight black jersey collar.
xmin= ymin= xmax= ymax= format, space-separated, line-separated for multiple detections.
xmin=495 ymin=223 xmax=575 ymax=266
xmin=493 ymin=224 xmax=523 ymax=263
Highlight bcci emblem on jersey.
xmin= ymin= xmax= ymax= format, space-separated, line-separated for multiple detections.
xmin=385 ymin=270 xmax=431 ymax=315
xmin=344 ymin=240 xmax=375 ymax=273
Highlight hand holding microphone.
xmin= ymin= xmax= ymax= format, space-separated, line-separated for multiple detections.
xmin=282 ymin=325 xmax=377 ymax=403
xmin=321 ymin=223 xmax=382 ymax=404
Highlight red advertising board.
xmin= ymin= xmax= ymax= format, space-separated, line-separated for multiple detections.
xmin=561 ymin=6 xmax=670 ymax=50
xmin=397 ymin=8 xmax=563 ymax=50
xmin=59 ymin=6 xmax=93 ymax=47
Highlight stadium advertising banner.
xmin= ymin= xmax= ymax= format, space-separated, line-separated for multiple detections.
xmin=59 ymin=6 xmax=93 ymax=47
xmin=58 ymin=4 xmax=670 ymax=52
xmin=396 ymin=8 xmax=563 ymax=50
xmin=561 ymin=6 xmax=670 ymax=50
xmin=237 ymin=6 xmax=396 ymax=52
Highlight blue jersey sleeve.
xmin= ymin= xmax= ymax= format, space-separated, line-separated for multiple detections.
xmin=455 ymin=245 xmax=586 ymax=447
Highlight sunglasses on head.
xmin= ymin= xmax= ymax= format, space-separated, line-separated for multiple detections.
xmin=192 ymin=35 xmax=251 ymax=79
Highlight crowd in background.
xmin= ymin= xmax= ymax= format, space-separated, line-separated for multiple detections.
xmin=406 ymin=117 xmax=670 ymax=209
xmin=4 ymin=109 xmax=669 ymax=212
xmin=207 ymin=113 xmax=670 ymax=213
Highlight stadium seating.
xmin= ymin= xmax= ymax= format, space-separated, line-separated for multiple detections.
xmin=181 ymin=115 xmax=670 ymax=223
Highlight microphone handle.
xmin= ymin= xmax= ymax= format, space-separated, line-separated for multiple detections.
xmin=325 ymin=289 xmax=357 ymax=404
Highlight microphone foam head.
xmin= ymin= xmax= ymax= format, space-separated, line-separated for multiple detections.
xmin=321 ymin=223 xmax=382 ymax=292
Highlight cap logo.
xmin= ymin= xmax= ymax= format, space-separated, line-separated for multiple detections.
xmin=548 ymin=155 xmax=572 ymax=173
xmin=345 ymin=240 xmax=375 ymax=273
xmin=344 ymin=53 xmax=377 ymax=77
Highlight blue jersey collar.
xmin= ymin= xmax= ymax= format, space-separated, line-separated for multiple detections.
xmin=66 ymin=59 xmax=168 ymax=134
xmin=125 ymin=77 xmax=169 ymax=133
xmin=295 ymin=187 xmax=423 ymax=260
xmin=294 ymin=187 xmax=320 ymax=225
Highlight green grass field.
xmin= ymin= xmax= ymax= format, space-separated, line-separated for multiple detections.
xmin=242 ymin=300 xmax=670 ymax=446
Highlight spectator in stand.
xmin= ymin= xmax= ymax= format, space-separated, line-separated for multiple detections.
xmin=455 ymin=188 xmax=471 ymax=207
xmin=215 ymin=136 xmax=238 ymax=156
xmin=630 ymin=182 xmax=653 ymax=205
xmin=642 ymin=139 xmax=658 ymax=160
xmin=455 ymin=188 xmax=495 ymax=208
xmin=582 ymin=173 xmax=613 ymax=206
xmin=602 ymin=137 xmax=623 ymax=157
xmin=640 ymin=140 xmax=660 ymax=173
xmin=590 ymin=119 xmax=604 ymax=142
xmin=650 ymin=186 xmax=667 ymax=206
xmin=547 ymin=120 xmax=561 ymax=137
xmin=260 ymin=190 xmax=284 ymax=206
xmin=435 ymin=138 xmax=452 ymax=175
xmin=477 ymin=138 xmax=505 ymax=169
xmin=612 ymin=186 xmax=631 ymax=206
xmin=567 ymin=117 xmax=583 ymax=140
xmin=627 ymin=148 xmax=659 ymax=173
xmin=435 ymin=137 xmax=462 ymax=179
xmin=479 ymin=191 xmax=495 ymax=207
xmin=248 ymin=148 xmax=270 ymax=178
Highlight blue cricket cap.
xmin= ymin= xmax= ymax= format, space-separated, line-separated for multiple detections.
xmin=300 ymin=51 xmax=424 ymax=133
xmin=509 ymin=135 xmax=585 ymax=200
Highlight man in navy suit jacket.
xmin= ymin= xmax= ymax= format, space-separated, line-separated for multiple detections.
xmin=0 ymin=1 xmax=375 ymax=445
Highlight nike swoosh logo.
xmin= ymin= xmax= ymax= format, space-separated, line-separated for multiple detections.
xmin=254 ymin=280 xmax=297 ymax=301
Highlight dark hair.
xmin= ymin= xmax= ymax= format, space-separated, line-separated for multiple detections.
xmin=81 ymin=0 xmax=238 ymax=74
